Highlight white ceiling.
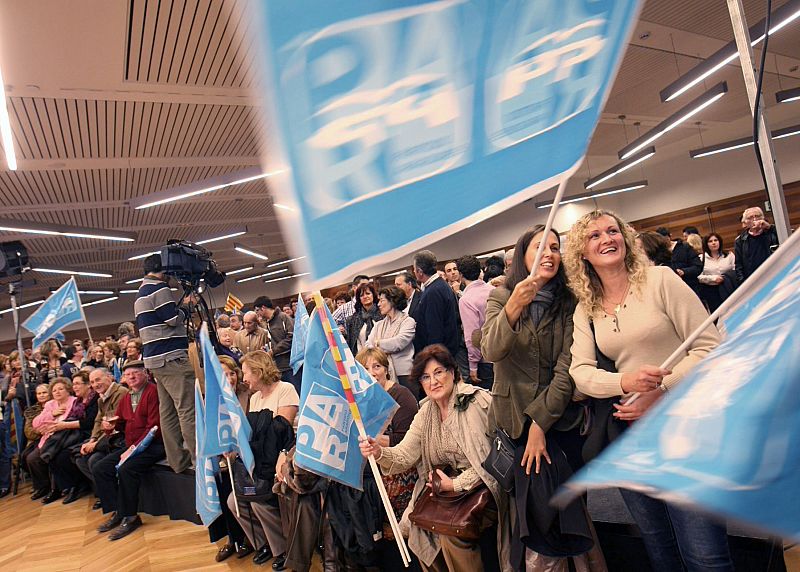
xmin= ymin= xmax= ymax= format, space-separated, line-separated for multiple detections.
xmin=0 ymin=0 xmax=798 ymax=341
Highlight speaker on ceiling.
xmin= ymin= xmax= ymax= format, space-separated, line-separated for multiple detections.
xmin=0 ymin=241 xmax=29 ymax=279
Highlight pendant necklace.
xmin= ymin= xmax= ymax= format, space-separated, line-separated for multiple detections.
xmin=606 ymin=282 xmax=631 ymax=333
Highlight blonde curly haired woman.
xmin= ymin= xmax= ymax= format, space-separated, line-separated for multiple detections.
xmin=563 ymin=209 xmax=733 ymax=572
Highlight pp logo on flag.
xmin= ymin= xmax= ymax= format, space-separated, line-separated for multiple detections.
xmin=296 ymin=382 xmax=353 ymax=471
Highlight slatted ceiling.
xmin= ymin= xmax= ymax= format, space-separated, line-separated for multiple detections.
xmin=126 ymin=0 xmax=254 ymax=88
xmin=641 ymin=0 xmax=792 ymax=41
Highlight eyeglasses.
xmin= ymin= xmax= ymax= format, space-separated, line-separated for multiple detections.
xmin=419 ymin=368 xmax=450 ymax=385
xmin=744 ymin=213 xmax=764 ymax=221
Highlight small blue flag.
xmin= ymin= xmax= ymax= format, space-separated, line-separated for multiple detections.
xmin=116 ymin=426 xmax=158 ymax=471
xmin=22 ymin=277 xmax=85 ymax=349
xmin=199 ymin=322 xmax=255 ymax=475
xmin=195 ymin=380 xmax=222 ymax=527
xmin=558 ymin=231 xmax=800 ymax=539
xmin=289 ymin=294 xmax=310 ymax=374
xmin=295 ymin=303 xmax=398 ymax=489
xmin=111 ymin=359 xmax=122 ymax=383
xmin=10 ymin=398 xmax=26 ymax=456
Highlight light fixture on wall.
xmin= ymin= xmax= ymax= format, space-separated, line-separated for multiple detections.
xmin=618 ymin=82 xmax=728 ymax=160
xmin=776 ymin=86 xmax=800 ymax=104
xmin=659 ymin=0 xmax=800 ymax=102
xmin=130 ymin=167 xmax=282 ymax=210
xmin=0 ymin=220 xmax=136 ymax=242
xmin=584 ymin=147 xmax=655 ymax=190
xmin=537 ymin=181 xmax=648 ymax=209
xmin=689 ymin=123 xmax=800 ymax=158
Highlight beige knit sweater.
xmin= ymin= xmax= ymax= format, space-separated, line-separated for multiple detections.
xmin=570 ymin=266 xmax=720 ymax=398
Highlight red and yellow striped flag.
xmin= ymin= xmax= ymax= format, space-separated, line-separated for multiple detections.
xmin=224 ymin=293 xmax=243 ymax=314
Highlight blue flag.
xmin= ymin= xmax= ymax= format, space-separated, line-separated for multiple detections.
xmin=10 ymin=398 xmax=26 ymax=456
xmin=251 ymin=0 xmax=640 ymax=282
xmin=558 ymin=230 xmax=800 ymax=539
xmin=116 ymin=426 xmax=158 ymax=471
xmin=295 ymin=303 xmax=398 ymax=489
xmin=22 ymin=277 xmax=84 ymax=349
xmin=198 ymin=323 xmax=255 ymax=475
xmin=195 ymin=380 xmax=222 ymax=527
xmin=111 ymin=359 xmax=122 ymax=383
xmin=289 ymin=294 xmax=310 ymax=374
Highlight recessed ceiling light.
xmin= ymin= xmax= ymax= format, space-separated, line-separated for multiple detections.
xmin=35 ymin=268 xmax=113 ymax=278
xmin=0 ymin=220 xmax=136 ymax=242
xmin=234 ymin=243 xmax=269 ymax=261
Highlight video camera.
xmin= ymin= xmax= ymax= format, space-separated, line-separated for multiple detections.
xmin=160 ymin=240 xmax=225 ymax=290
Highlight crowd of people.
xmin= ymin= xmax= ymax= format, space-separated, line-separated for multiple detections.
xmin=0 ymin=206 xmax=779 ymax=571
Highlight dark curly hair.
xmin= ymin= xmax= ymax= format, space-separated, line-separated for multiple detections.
xmin=378 ymin=285 xmax=407 ymax=312
xmin=409 ymin=344 xmax=462 ymax=385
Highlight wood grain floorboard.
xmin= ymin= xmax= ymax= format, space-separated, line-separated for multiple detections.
xmin=1 ymin=482 xmax=323 ymax=571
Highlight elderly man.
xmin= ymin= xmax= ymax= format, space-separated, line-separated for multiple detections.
xmin=235 ymin=311 xmax=269 ymax=353
xmin=216 ymin=313 xmax=231 ymax=329
xmin=93 ymin=360 xmax=164 ymax=541
xmin=735 ymin=206 xmax=779 ymax=283
xmin=395 ymin=271 xmax=420 ymax=316
xmin=74 ymin=368 xmax=130 ymax=509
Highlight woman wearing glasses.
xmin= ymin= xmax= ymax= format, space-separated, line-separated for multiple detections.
xmin=564 ymin=209 xmax=732 ymax=572
xmin=359 ymin=344 xmax=511 ymax=572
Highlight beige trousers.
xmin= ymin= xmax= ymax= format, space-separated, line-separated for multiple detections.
xmin=420 ymin=535 xmax=483 ymax=572
xmin=227 ymin=493 xmax=287 ymax=556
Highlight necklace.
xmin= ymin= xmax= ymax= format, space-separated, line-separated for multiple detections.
xmin=604 ymin=281 xmax=631 ymax=333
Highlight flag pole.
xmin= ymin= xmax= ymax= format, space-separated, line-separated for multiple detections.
xmin=528 ymin=179 xmax=569 ymax=279
xmin=625 ymin=226 xmax=800 ymax=405
xmin=312 ymin=292 xmax=412 ymax=567
xmin=228 ymin=460 xmax=241 ymax=518
xmin=73 ymin=276 xmax=94 ymax=346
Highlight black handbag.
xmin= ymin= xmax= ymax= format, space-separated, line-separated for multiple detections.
xmin=39 ymin=429 xmax=82 ymax=463
xmin=581 ymin=321 xmax=629 ymax=463
xmin=482 ymin=427 xmax=516 ymax=493
xmin=232 ymin=456 xmax=274 ymax=503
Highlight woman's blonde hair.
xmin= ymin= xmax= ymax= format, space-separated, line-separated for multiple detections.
xmin=218 ymin=355 xmax=243 ymax=384
xmin=355 ymin=347 xmax=391 ymax=380
xmin=686 ymin=233 xmax=703 ymax=255
xmin=49 ymin=377 xmax=73 ymax=395
xmin=563 ymin=209 xmax=648 ymax=316
xmin=240 ymin=350 xmax=281 ymax=386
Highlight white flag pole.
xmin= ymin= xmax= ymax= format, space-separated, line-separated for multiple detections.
xmin=312 ymin=292 xmax=411 ymax=567
xmin=73 ymin=276 xmax=94 ymax=347
xmin=528 ymin=179 xmax=569 ymax=279
xmin=626 ymin=226 xmax=800 ymax=405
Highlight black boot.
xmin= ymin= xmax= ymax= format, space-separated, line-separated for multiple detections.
xmin=42 ymin=489 xmax=63 ymax=504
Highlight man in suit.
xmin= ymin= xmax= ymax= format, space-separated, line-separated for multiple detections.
xmin=394 ymin=271 xmax=420 ymax=316
xmin=411 ymin=250 xmax=462 ymax=358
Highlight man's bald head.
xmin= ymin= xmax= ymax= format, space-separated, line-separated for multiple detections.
xmin=243 ymin=311 xmax=259 ymax=333
xmin=89 ymin=367 xmax=113 ymax=395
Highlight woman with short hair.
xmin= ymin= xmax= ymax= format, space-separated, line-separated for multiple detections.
xmin=367 ymin=286 xmax=417 ymax=397
xmin=360 ymin=344 xmax=511 ymax=572
xmin=22 ymin=384 xmax=51 ymax=500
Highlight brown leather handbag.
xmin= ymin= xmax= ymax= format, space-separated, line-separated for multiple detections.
xmin=409 ymin=466 xmax=497 ymax=541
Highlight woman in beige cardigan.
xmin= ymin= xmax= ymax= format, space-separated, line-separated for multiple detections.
xmin=359 ymin=344 xmax=511 ymax=572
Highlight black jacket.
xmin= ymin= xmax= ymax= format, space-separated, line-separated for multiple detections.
xmin=734 ymin=227 xmax=779 ymax=283
xmin=670 ymin=240 xmax=702 ymax=293
xmin=345 ymin=305 xmax=382 ymax=354
xmin=266 ymin=309 xmax=294 ymax=372
xmin=412 ymin=276 xmax=461 ymax=356
xmin=246 ymin=408 xmax=295 ymax=500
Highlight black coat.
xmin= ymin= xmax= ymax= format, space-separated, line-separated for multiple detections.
xmin=412 ymin=277 xmax=461 ymax=356
xmin=345 ymin=305 xmax=382 ymax=354
xmin=670 ymin=240 xmax=703 ymax=293
xmin=245 ymin=408 xmax=295 ymax=502
xmin=734 ymin=227 xmax=779 ymax=283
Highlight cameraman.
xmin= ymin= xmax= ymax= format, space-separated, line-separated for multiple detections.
xmin=133 ymin=254 xmax=195 ymax=474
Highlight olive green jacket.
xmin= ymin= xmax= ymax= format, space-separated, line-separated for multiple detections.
xmin=480 ymin=286 xmax=580 ymax=439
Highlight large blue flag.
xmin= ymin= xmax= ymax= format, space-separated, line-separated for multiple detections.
xmin=195 ymin=380 xmax=222 ymax=527
xmin=22 ymin=277 xmax=84 ymax=349
xmin=558 ymin=230 xmax=800 ymax=539
xmin=251 ymin=0 xmax=640 ymax=282
xmin=295 ymin=303 xmax=398 ymax=489
xmin=198 ymin=323 xmax=255 ymax=475
xmin=289 ymin=294 xmax=310 ymax=374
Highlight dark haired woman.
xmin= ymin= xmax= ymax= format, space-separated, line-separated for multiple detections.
xmin=360 ymin=344 xmax=511 ymax=572
xmin=637 ymin=230 xmax=672 ymax=267
xmin=699 ymin=233 xmax=737 ymax=313
xmin=367 ymin=286 xmax=418 ymax=398
xmin=345 ymin=283 xmax=383 ymax=354
xmin=481 ymin=225 xmax=605 ymax=571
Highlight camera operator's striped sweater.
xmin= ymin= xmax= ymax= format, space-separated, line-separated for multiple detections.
xmin=134 ymin=276 xmax=189 ymax=369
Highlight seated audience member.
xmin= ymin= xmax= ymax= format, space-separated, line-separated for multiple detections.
xmin=216 ymin=313 xmax=231 ymax=329
xmin=345 ymin=283 xmax=383 ymax=355
xmin=75 ymin=368 xmax=129 ymax=510
xmin=212 ymin=356 xmax=253 ymax=562
xmin=699 ymin=233 xmax=737 ymax=313
xmin=637 ymin=230 xmax=672 ymax=266
xmin=122 ymin=338 xmax=143 ymax=367
xmin=457 ymin=254 xmax=495 ymax=390
xmin=217 ymin=327 xmax=243 ymax=364
xmin=93 ymin=360 xmax=165 ymax=541
xmin=50 ymin=371 xmax=99 ymax=504
xmin=40 ymin=340 xmax=67 ymax=385
xmin=734 ymin=206 xmax=779 ymax=283
xmin=229 ymin=351 xmax=297 ymax=568
xmin=104 ymin=341 xmax=123 ymax=373
xmin=359 ymin=345 xmax=510 ymax=572
xmin=29 ymin=378 xmax=82 ymax=503
xmin=21 ymin=384 xmax=51 ymax=500
xmin=367 ymin=286 xmax=417 ymax=398
xmin=86 ymin=345 xmax=106 ymax=368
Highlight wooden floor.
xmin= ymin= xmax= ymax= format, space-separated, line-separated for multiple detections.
xmin=0 ymin=481 xmax=321 ymax=572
